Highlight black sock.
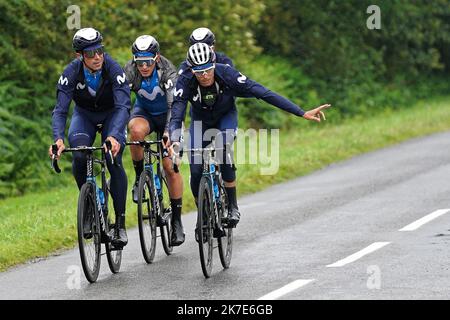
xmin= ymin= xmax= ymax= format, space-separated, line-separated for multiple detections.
xmin=116 ymin=213 xmax=126 ymax=229
xmin=170 ymin=198 xmax=183 ymax=219
xmin=225 ymin=186 xmax=238 ymax=209
xmin=133 ymin=159 xmax=144 ymax=182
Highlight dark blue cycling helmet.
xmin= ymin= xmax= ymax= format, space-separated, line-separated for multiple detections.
xmin=189 ymin=27 xmax=215 ymax=46
xmin=72 ymin=28 xmax=103 ymax=51
xmin=132 ymin=35 xmax=160 ymax=57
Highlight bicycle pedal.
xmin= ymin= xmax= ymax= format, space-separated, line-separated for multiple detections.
xmin=213 ymin=226 xmax=226 ymax=238
xmin=156 ymin=215 xmax=166 ymax=227
xmin=110 ymin=244 xmax=123 ymax=251
xmin=221 ymin=217 xmax=231 ymax=228
xmin=83 ymin=232 xmax=93 ymax=239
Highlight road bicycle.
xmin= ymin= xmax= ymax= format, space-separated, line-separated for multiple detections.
xmin=125 ymin=134 xmax=173 ymax=263
xmin=51 ymin=141 xmax=121 ymax=283
xmin=183 ymin=136 xmax=234 ymax=278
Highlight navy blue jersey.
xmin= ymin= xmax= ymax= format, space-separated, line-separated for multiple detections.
xmin=52 ymin=53 xmax=131 ymax=141
xmin=169 ymin=63 xmax=305 ymax=142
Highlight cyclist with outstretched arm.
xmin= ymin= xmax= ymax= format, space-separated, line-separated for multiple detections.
xmin=48 ymin=28 xmax=131 ymax=248
xmin=169 ymin=43 xmax=330 ymax=230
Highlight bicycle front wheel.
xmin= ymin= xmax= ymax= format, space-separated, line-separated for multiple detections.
xmin=218 ymin=184 xmax=233 ymax=269
xmin=197 ymin=176 xmax=214 ymax=278
xmin=77 ymin=182 xmax=101 ymax=283
xmin=159 ymin=174 xmax=173 ymax=255
xmin=105 ymin=179 xmax=122 ymax=273
xmin=137 ymin=171 xmax=158 ymax=263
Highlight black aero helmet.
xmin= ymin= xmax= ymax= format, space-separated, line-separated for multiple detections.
xmin=132 ymin=35 xmax=160 ymax=56
xmin=186 ymin=42 xmax=216 ymax=67
xmin=189 ymin=27 xmax=215 ymax=46
xmin=72 ymin=28 xmax=103 ymax=51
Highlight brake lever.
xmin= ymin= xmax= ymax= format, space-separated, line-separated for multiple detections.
xmin=51 ymin=144 xmax=61 ymax=173
xmin=105 ymin=140 xmax=114 ymax=165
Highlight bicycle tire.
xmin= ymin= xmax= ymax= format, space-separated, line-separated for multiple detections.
xmin=217 ymin=184 xmax=233 ymax=269
xmin=77 ymin=182 xmax=101 ymax=283
xmin=197 ymin=176 xmax=214 ymax=278
xmin=105 ymin=179 xmax=122 ymax=273
xmin=160 ymin=174 xmax=173 ymax=255
xmin=137 ymin=171 xmax=158 ymax=263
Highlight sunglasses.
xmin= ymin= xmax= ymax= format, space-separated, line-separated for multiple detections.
xmin=135 ymin=56 xmax=157 ymax=67
xmin=83 ymin=46 xmax=104 ymax=58
xmin=192 ymin=65 xmax=215 ymax=75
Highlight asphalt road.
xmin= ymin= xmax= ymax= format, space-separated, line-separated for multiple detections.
xmin=1 ymin=131 xmax=450 ymax=300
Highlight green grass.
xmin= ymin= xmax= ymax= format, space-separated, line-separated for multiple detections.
xmin=1 ymin=96 xmax=450 ymax=271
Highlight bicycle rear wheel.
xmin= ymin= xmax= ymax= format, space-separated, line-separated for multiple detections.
xmin=77 ymin=182 xmax=101 ymax=283
xmin=218 ymin=184 xmax=233 ymax=269
xmin=137 ymin=171 xmax=158 ymax=263
xmin=159 ymin=174 xmax=173 ymax=255
xmin=197 ymin=176 xmax=214 ymax=278
xmin=105 ymin=179 xmax=122 ymax=273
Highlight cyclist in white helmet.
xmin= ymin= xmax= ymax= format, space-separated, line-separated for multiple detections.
xmin=124 ymin=35 xmax=185 ymax=246
xmin=169 ymin=43 xmax=331 ymax=232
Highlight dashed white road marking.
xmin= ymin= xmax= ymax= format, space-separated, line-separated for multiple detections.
xmin=257 ymin=279 xmax=315 ymax=300
xmin=399 ymin=209 xmax=450 ymax=232
xmin=326 ymin=242 xmax=390 ymax=267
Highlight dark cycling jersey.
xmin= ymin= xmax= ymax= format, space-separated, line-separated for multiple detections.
xmin=124 ymin=54 xmax=178 ymax=131
xmin=169 ymin=63 xmax=305 ymax=142
xmin=134 ymin=68 xmax=168 ymax=116
xmin=52 ymin=53 xmax=131 ymax=142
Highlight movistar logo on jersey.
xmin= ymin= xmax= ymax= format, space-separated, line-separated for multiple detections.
xmin=174 ymin=88 xmax=184 ymax=97
xmin=76 ymin=82 xmax=86 ymax=90
xmin=164 ymin=79 xmax=173 ymax=89
xmin=137 ymin=87 xmax=165 ymax=101
xmin=116 ymin=72 xmax=126 ymax=85
xmin=237 ymin=73 xmax=247 ymax=84
xmin=193 ymin=93 xmax=200 ymax=102
xmin=58 ymin=76 xmax=68 ymax=86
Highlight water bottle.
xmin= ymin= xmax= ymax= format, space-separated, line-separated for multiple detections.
xmin=98 ymin=188 xmax=105 ymax=206
xmin=96 ymin=186 xmax=104 ymax=212
xmin=154 ymin=174 xmax=162 ymax=196
xmin=213 ymin=181 xmax=219 ymax=199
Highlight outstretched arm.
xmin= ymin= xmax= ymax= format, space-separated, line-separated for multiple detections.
xmin=223 ymin=65 xmax=331 ymax=121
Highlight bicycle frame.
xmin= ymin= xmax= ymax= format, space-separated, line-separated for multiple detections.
xmin=85 ymin=148 xmax=109 ymax=237
xmin=53 ymin=145 xmax=111 ymax=239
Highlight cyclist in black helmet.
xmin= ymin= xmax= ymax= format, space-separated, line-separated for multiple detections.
xmin=49 ymin=27 xmax=131 ymax=247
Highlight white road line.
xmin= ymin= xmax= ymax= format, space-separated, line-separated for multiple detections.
xmin=257 ymin=279 xmax=315 ymax=300
xmin=326 ymin=242 xmax=390 ymax=268
xmin=399 ymin=209 xmax=450 ymax=232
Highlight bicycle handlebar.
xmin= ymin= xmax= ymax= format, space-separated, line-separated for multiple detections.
xmin=50 ymin=143 xmax=113 ymax=173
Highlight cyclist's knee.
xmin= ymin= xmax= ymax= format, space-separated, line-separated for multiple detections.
xmin=128 ymin=118 xmax=149 ymax=139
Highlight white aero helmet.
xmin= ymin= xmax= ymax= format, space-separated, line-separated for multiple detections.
xmin=186 ymin=42 xmax=216 ymax=67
